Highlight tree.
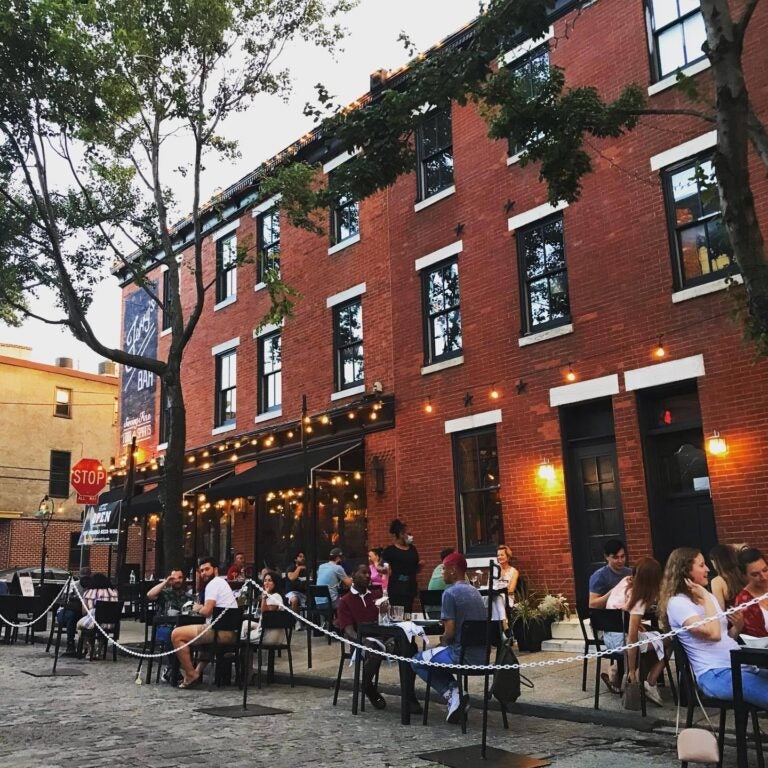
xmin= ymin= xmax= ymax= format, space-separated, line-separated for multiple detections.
xmin=0 ymin=0 xmax=353 ymax=567
xmin=274 ymin=0 xmax=768 ymax=352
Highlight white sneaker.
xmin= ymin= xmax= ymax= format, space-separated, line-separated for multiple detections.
xmin=445 ymin=686 xmax=461 ymax=723
xmin=644 ymin=681 xmax=663 ymax=706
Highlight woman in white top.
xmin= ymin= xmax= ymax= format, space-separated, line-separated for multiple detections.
xmin=242 ymin=571 xmax=285 ymax=646
xmin=661 ymin=547 xmax=768 ymax=709
xmin=493 ymin=545 xmax=519 ymax=625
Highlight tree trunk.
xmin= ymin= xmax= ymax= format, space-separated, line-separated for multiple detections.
xmin=161 ymin=363 xmax=186 ymax=570
xmin=703 ymin=0 xmax=768 ymax=343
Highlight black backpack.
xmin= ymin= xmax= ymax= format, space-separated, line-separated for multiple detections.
xmin=491 ymin=640 xmax=533 ymax=704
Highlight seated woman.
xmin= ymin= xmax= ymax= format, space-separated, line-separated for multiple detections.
xmin=368 ymin=547 xmax=388 ymax=596
xmin=734 ymin=548 xmax=768 ymax=638
xmin=661 ymin=547 xmax=768 ymax=709
xmin=76 ymin=573 xmax=118 ymax=656
xmin=493 ymin=545 xmax=519 ymax=624
xmin=709 ymin=543 xmax=745 ymax=611
xmin=241 ymin=570 xmax=284 ymax=646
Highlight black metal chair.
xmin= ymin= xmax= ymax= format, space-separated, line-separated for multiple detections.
xmin=419 ymin=589 xmax=444 ymax=619
xmin=576 ymin=601 xmax=600 ymax=691
xmin=250 ymin=611 xmax=295 ymax=688
xmin=206 ymin=606 xmax=244 ymax=688
xmin=77 ymin=600 xmax=123 ymax=661
xmin=673 ymin=638 xmax=764 ymax=768
xmin=305 ymin=584 xmax=335 ymax=669
xmin=588 ymin=608 xmax=627 ymax=710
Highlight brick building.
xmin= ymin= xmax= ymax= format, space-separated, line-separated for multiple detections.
xmin=0 ymin=345 xmax=118 ymax=576
xmin=116 ymin=0 xmax=768 ymax=600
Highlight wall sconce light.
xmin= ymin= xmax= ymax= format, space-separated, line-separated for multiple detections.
xmin=489 ymin=384 xmax=500 ymax=400
xmin=707 ymin=431 xmax=728 ymax=457
xmin=654 ymin=336 xmax=666 ymax=359
xmin=537 ymin=459 xmax=556 ymax=482
xmin=424 ymin=396 xmax=434 ymax=414
xmin=372 ymin=456 xmax=385 ymax=494
xmin=565 ymin=364 xmax=576 ymax=383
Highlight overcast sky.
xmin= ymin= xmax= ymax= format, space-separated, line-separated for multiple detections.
xmin=1 ymin=0 xmax=481 ymax=373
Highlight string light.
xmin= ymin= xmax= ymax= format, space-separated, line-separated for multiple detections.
xmin=320 ymin=414 xmax=330 ymax=425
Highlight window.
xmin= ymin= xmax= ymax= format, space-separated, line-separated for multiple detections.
xmin=663 ymin=156 xmax=734 ymax=288
xmin=416 ymin=107 xmax=454 ymax=200
xmin=162 ymin=271 xmax=172 ymax=330
xmin=68 ymin=531 xmax=90 ymax=571
xmin=507 ymin=46 xmax=550 ymax=157
xmin=333 ymin=299 xmax=364 ymax=390
xmin=257 ymin=206 xmax=280 ymax=281
xmin=215 ymin=350 xmax=236 ymax=427
xmin=453 ymin=428 xmax=503 ymax=554
xmin=329 ymin=170 xmax=359 ymax=246
xmin=647 ymin=0 xmax=706 ymax=80
xmin=215 ymin=234 xmax=237 ymax=304
xmin=159 ymin=381 xmax=171 ymax=444
xmin=422 ymin=259 xmax=462 ymax=363
xmin=517 ymin=214 xmax=570 ymax=333
xmin=54 ymin=387 xmax=72 ymax=418
xmin=49 ymin=450 xmax=71 ymax=498
xmin=258 ymin=332 xmax=282 ymax=414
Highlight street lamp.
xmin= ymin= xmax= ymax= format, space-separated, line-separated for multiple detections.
xmin=35 ymin=494 xmax=55 ymax=585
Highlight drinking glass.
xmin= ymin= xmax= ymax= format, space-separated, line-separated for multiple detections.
xmin=391 ymin=605 xmax=404 ymax=622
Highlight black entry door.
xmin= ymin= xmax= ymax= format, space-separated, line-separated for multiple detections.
xmin=566 ymin=442 xmax=626 ymax=603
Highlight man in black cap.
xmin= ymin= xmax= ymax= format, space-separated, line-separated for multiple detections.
xmin=315 ymin=547 xmax=352 ymax=608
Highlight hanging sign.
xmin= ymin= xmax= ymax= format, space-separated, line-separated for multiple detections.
xmin=78 ymin=500 xmax=123 ymax=546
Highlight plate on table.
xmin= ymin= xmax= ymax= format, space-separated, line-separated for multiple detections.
xmin=740 ymin=635 xmax=768 ymax=649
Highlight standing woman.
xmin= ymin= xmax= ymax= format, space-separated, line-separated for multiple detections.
xmin=709 ymin=544 xmax=745 ymax=610
xmin=660 ymin=548 xmax=768 ymax=708
xmin=382 ymin=519 xmax=421 ymax=612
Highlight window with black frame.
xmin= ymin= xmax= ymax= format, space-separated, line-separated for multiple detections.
xmin=507 ymin=46 xmax=550 ymax=158
xmin=334 ymin=299 xmax=364 ymax=390
xmin=517 ymin=214 xmax=570 ymax=334
xmin=329 ymin=170 xmax=359 ymax=246
xmin=416 ymin=107 xmax=454 ymax=200
xmin=663 ymin=156 xmax=734 ymax=288
xmin=422 ymin=258 xmax=462 ymax=363
xmin=646 ymin=0 xmax=706 ymax=80
xmin=259 ymin=331 xmax=282 ymax=413
xmin=257 ymin=206 xmax=280 ymax=281
xmin=453 ymin=428 xmax=503 ymax=554
xmin=215 ymin=234 xmax=237 ymax=304
xmin=162 ymin=270 xmax=172 ymax=330
xmin=214 ymin=350 xmax=236 ymax=427
xmin=49 ymin=450 xmax=71 ymax=498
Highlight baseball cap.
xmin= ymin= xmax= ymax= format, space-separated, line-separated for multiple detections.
xmin=442 ymin=552 xmax=467 ymax=571
xmin=329 ymin=547 xmax=344 ymax=559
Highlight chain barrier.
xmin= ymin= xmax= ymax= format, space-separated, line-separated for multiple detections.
xmin=0 ymin=577 xmax=72 ymax=629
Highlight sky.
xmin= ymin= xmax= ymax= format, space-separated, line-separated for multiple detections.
xmin=1 ymin=0 xmax=481 ymax=373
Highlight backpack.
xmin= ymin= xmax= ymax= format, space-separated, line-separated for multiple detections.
xmin=491 ymin=640 xmax=533 ymax=704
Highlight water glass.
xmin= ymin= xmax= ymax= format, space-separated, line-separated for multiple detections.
xmin=391 ymin=605 xmax=404 ymax=622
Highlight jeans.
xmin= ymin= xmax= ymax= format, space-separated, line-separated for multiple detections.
xmin=56 ymin=607 xmax=78 ymax=647
xmin=411 ymin=645 xmax=460 ymax=699
xmin=698 ymin=667 xmax=768 ymax=710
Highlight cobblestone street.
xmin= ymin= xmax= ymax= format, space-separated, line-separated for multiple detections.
xmin=0 ymin=639 xmax=693 ymax=768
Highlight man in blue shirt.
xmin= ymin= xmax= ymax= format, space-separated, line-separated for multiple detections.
xmin=412 ymin=552 xmax=486 ymax=723
xmin=315 ymin=548 xmax=352 ymax=608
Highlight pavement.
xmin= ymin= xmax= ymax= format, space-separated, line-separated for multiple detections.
xmin=0 ymin=618 xmax=754 ymax=768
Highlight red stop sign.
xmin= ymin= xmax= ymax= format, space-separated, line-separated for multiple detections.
xmin=71 ymin=458 xmax=108 ymax=500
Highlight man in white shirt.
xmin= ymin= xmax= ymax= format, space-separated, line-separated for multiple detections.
xmin=171 ymin=557 xmax=238 ymax=688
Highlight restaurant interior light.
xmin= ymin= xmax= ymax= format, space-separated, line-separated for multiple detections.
xmin=707 ymin=431 xmax=728 ymax=457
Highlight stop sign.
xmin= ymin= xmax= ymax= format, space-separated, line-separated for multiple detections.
xmin=71 ymin=458 xmax=108 ymax=503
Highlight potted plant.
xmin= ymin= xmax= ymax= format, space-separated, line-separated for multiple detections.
xmin=510 ymin=588 xmax=570 ymax=652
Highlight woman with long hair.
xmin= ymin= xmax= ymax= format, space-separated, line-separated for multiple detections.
xmin=661 ymin=548 xmax=768 ymax=708
xmin=381 ymin=519 xmax=420 ymax=613
xmin=242 ymin=570 xmax=284 ymax=646
xmin=368 ymin=547 xmax=388 ymax=594
xmin=623 ymin=557 xmax=667 ymax=706
xmin=709 ymin=543 xmax=745 ymax=610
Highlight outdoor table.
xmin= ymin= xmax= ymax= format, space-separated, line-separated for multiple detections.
xmin=354 ymin=620 xmax=442 ymax=725
xmin=730 ymin=646 xmax=768 ymax=768
xmin=145 ymin=613 xmax=205 ymax=684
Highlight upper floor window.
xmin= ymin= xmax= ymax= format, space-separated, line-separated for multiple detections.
xmin=49 ymin=450 xmax=71 ymax=498
xmin=257 ymin=207 xmax=280 ymax=281
xmin=329 ymin=170 xmax=359 ymax=246
xmin=647 ymin=0 xmax=706 ymax=80
xmin=54 ymin=387 xmax=72 ymax=418
xmin=258 ymin=332 xmax=282 ymax=414
xmin=507 ymin=46 xmax=550 ymax=157
xmin=215 ymin=234 xmax=237 ymax=304
xmin=334 ymin=299 xmax=364 ymax=390
xmin=663 ymin=156 xmax=734 ymax=288
xmin=517 ymin=214 xmax=571 ymax=334
xmin=423 ymin=258 xmax=462 ymax=363
xmin=215 ymin=350 xmax=237 ymax=427
xmin=416 ymin=107 xmax=454 ymax=200
xmin=161 ymin=271 xmax=172 ymax=331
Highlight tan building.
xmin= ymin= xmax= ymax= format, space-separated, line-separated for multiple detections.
xmin=0 ymin=345 xmax=118 ymax=574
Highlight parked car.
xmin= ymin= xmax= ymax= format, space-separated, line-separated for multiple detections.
xmin=0 ymin=566 xmax=72 ymax=587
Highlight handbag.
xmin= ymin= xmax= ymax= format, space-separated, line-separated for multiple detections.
xmin=675 ymin=672 xmax=720 ymax=764
xmin=622 ymin=679 xmax=642 ymax=711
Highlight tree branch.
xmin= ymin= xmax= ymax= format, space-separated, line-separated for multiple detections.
xmin=737 ymin=0 xmax=761 ymax=40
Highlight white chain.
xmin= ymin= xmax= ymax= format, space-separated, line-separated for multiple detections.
xmin=0 ymin=578 xmax=72 ymax=629
xmin=242 ymin=580 xmax=768 ymax=672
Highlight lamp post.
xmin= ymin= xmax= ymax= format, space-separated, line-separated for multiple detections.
xmin=35 ymin=494 xmax=55 ymax=586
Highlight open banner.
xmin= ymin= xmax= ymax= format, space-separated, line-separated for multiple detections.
xmin=78 ymin=500 xmax=122 ymax=546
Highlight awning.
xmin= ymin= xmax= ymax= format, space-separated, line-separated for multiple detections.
xmin=96 ymin=487 xmax=127 ymax=505
xmin=127 ymin=468 xmax=233 ymax=514
xmin=205 ymin=440 xmax=361 ymax=502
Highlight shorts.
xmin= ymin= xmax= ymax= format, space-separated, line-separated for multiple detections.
xmin=284 ymin=591 xmax=306 ymax=607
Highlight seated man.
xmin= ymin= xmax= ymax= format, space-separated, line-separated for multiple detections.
xmin=316 ymin=548 xmax=352 ymax=609
xmin=335 ymin=565 xmax=386 ymax=710
xmin=146 ymin=568 xmax=191 ymax=645
xmin=171 ymin=557 xmax=238 ymax=688
xmin=427 ymin=548 xmax=454 ymax=591
xmin=735 ymin=547 xmax=768 ymax=637
xmin=226 ymin=552 xmax=248 ymax=583
xmin=411 ymin=552 xmax=486 ymax=723
xmin=285 ymin=551 xmax=309 ymax=612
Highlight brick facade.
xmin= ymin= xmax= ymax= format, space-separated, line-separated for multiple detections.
xmin=119 ymin=0 xmax=768 ymax=599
